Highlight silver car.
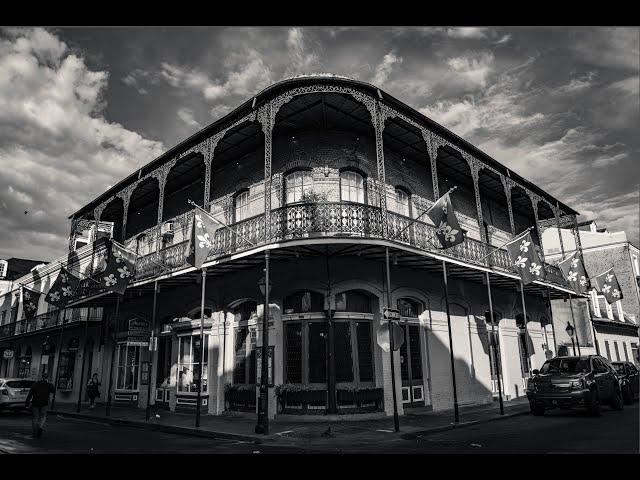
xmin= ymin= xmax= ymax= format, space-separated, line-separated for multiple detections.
xmin=0 ymin=378 xmax=35 ymax=411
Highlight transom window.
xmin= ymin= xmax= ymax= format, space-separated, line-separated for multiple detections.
xmin=285 ymin=170 xmax=313 ymax=204
xmin=340 ymin=170 xmax=365 ymax=204
xmin=395 ymin=188 xmax=411 ymax=217
xmin=335 ymin=290 xmax=372 ymax=313
xmin=234 ymin=190 xmax=250 ymax=222
xmin=283 ymin=290 xmax=324 ymax=314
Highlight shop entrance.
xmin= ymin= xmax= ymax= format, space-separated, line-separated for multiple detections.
xmin=398 ymin=298 xmax=426 ymax=406
xmin=154 ymin=335 xmax=172 ymax=409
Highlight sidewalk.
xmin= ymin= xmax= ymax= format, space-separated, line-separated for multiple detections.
xmin=50 ymin=397 xmax=530 ymax=448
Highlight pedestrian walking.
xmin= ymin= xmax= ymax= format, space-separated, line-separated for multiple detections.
xmin=86 ymin=373 xmax=101 ymax=409
xmin=25 ymin=372 xmax=55 ymax=438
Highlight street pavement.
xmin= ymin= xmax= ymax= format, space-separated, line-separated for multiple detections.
xmin=1 ymin=402 xmax=638 ymax=454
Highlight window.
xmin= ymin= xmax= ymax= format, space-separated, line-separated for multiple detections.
xmin=334 ymin=322 xmax=353 ymax=383
xmin=335 ymin=290 xmax=371 ymax=313
xmin=233 ymin=326 xmax=249 ymax=384
xmin=632 ymin=254 xmax=639 ymax=276
xmin=340 ymin=170 xmax=365 ymax=204
xmin=632 ymin=343 xmax=640 ymax=366
xmin=1 ymin=310 xmax=6 ymax=325
xmin=604 ymin=341 xmax=611 ymax=361
xmin=0 ymin=260 xmax=8 ymax=278
xmin=516 ymin=315 xmax=530 ymax=376
xmin=17 ymin=346 xmax=32 ymax=378
xmin=308 ymin=322 xmax=327 ymax=383
xmin=356 ymin=321 xmax=374 ymax=382
xmin=590 ymin=291 xmax=601 ymax=317
xmin=284 ymin=322 xmax=303 ymax=383
xmin=285 ymin=170 xmax=313 ymax=204
xmin=485 ymin=311 xmax=502 ymax=378
xmin=177 ymin=334 xmax=208 ymax=393
xmin=283 ymin=291 xmax=324 ymax=314
xmin=135 ymin=234 xmax=151 ymax=256
xmin=56 ymin=352 xmax=76 ymax=390
xmin=616 ymin=301 xmax=624 ymax=320
xmin=604 ymin=297 xmax=613 ymax=320
xmin=623 ymin=342 xmax=629 ymax=362
xmin=116 ymin=344 xmax=140 ymax=391
xmin=395 ymin=188 xmax=411 ymax=217
xmin=613 ymin=341 xmax=621 ymax=361
xmin=234 ymin=190 xmax=250 ymax=222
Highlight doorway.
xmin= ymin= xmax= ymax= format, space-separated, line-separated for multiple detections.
xmin=154 ymin=336 xmax=173 ymax=409
xmin=398 ymin=298 xmax=425 ymax=406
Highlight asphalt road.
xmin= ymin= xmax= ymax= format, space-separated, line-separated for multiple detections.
xmin=1 ymin=402 xmax=638 ymax=454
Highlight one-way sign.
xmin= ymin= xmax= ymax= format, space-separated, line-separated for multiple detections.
xmin=383 ymin=308 xmax=400 ymax=320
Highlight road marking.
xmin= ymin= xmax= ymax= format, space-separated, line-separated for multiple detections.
xmin=376 ymin=429 xmax=394 ymax=432
xmin=275 ymin=430 xmax=294 ymax=436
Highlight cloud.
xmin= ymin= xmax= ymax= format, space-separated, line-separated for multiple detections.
xmin=446 ymin=27 xmax=490 ymax=39
xmin=446 ymin=51 xmax=495 ymax=88
xmin=495 ymin=34 xmax=512 ymax=45
xmin=0 ymin=28 xmax=164 ymax=261
xmin=371 ymin=51 xmax=403 ymax=86
xmin=177 ymin=107 xmax=201 ymax=129
xmin=284 ymin=28 xmax=321 ymax=77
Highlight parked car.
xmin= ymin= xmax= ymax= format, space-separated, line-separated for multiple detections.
xmin=0 ymin=378 xmax=35 ymax=411
xmin=611 ymin=361 xmax=639 ymax=404
xmin=526 ymin=355 xmax=623 ymax=417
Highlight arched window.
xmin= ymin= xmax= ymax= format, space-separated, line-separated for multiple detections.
xmin=395 ymin=187 xmax=411 ymax=217
xmin=398 ymin=298 xmax=422 ymax=318
xmin=340 ymin=170 xmax=365 ymax=204
xmin=283 ymin=290 xmax=324 ymax=314
xmin=233 ymin=301 xmax=257 ymax=323
xmin=232 ymin=301 xmax=258 ymax=386
xmin=234 ymin=190 xmax=250 ymax=222
xmin=136 ymin=233 xmax=148 ymax=256
xmin=285 ymin=170 xmax=313 ymax=204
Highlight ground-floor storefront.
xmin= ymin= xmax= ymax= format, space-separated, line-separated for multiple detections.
xmin=1 ymin=253 xmax=562 ymax=419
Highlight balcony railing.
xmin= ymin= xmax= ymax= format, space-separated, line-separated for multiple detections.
xmin=131 ymin=203 xmax=571 ymax=290
xmin=0 ymin=307 xmax=103 ymax=339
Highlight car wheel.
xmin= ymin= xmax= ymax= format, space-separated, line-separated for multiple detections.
xmin=531 ymin=405 xmax=545 ymax=416
xmin=610 ymin=387 xmax=624 ymax=411
xmin=588 ymin=390 xmax=602 ymax=417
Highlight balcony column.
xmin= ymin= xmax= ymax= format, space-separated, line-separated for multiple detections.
xmin=204 ymin=137 xmax=218 ymax=209
xmin=374 ymin=101 xmax=389 ymax=235
xmin=120 ymin=185 xmax=135 ymax=241
xmin=426 ymin=131 xmax=441 ymax=201
xmin=467 ymin=156 xmax=486 ymax=244
xmin=529 ymin=194 xmax=545 ymax=263
xmin=155 ymin=170 xmax=169 ymax=252
xmin=554 ymin=203 xmax=567 ymax=259
xmin=260 ymin=103 xmax=274 ymax=242
xmin=501 ymin=176 xmax=516 ymax=236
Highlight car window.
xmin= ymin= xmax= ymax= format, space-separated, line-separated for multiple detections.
xmin=540 ymin=358 xmax=590 ymax=374
xmin=612 ymin=363 xmax=626 ymax=374
xmin=627 ymin=364 xmax=638 ymax=374
xmin=5 ymin=380 xmax=34 ymax=389
xmin=593 ymin=359 xmax=609 ymax=373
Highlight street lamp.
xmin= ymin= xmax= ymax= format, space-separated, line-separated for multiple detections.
xmin=565 ymin=321 xmax=576 ymax=356
xmin=255 ymin=253 xmax=272 ymax=434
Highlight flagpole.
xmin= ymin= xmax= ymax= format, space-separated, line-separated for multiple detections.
xmin=195 ymin=268 xmax=207 ymax=428
xmin=188 ymin=200 xmax=256 ymax=248
xmin=442 ymin=260 xmax=460 ymax=424
xmin=145 ymin=279 xmax=159 ymax=422
xmin=485 ymin=272 xmax=504 ymax=416
xmin=567 ymin=293 xmax=581 ymax=356
xmin=105 ymin=295 xmax=121 ymax=417
xmin=478 ymin=226 xmax=535 ymax=263
xmin=519 ymin=281 xmax=532 ymax=374
xmin=391 ymin=186 xmax=458 ymax=241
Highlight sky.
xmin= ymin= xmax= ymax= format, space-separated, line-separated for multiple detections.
xmin=0 ymin=26 xmax=638 ymax=262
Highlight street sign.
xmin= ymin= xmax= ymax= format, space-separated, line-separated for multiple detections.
xmin=383 ymin=308 xmax=400 ymax=320
xmin=376 ymin=322 xmax=405 ymax=352
xmin=148 ymin=336 xmax=158 ymax=352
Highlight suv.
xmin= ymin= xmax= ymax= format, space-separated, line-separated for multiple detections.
xmin=0 ymin=378 xmax=35 ymax=411
xmin=526 ymin=355 xmax=623 ymax=417
xmin=611 ymin=361 xmax=639 ymax=404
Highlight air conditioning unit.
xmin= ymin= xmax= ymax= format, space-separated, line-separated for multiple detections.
xmin=161 ymin=221 xmax=174 ymax=237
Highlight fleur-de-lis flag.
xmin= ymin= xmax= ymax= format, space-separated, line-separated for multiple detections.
xmin=426 ymin=192 xmax=464 ymax=249
xmin=505 ymin=231 xmax=547 ymax=285
xmin=558 ymin=252 xmax=590 ymax=295
xmin=98 ymin=240 xmax=137 ymax=295
xmin=21 ymin=286 xmax=41 ymax=320
xmin=592 ymin=268 xmax=623 ymax=305
xmin=186 ymin=209 xmax=223 ymax=269
xmin=45 ymin=267 xmax=81 ymax=308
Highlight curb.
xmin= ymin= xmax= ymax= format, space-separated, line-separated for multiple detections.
xmin=400 ymin=409 xmax=530 ymax=440
xmin=50 ymin=410 xmax=263 ymax=444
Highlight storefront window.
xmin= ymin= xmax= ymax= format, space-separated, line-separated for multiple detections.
xmin=335 ymin=290 xmax=371 ymax=313
xmin=17 ymin=346 xmax=31 ymax=378
xmin=356 ymin=321 xmax=374 ymax=382
xmin=308 ymin=322 xmax=327 ymax=383
xmin=283 ymin=290 xmax=324 ymax=314
xmin=284 ymin=322 xmax=303 ymax=383
xmin=57 ymin=352 xmax=76 ymax=390
xmin=116 ymin=344 xmax=141 ymax=391
xmin=177 ymin=334 xmax=208 ymax=393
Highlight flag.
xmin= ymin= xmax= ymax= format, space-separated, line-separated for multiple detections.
xmin=592 ymin=268 xmax=623 ymax=305
xmin=97 ymin=240 xmax=137 ymax=295
xmin=426 ymin=192 xmax=464 ymax=249
xmin=558 ymin=252 xmax=590 ymax=295
xmin=45 ymin=267 xmax=81 ymax=308
xmin=186 ymin=208 xmax=223 ymax=269
xmin=21 ymin=286 xmax=41 ymax=320
xmin=505 ymin=231 xmax=547 ymax=285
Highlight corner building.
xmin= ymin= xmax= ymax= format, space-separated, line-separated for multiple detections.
xmin=1 ymin=75 xmax=586 ymax=418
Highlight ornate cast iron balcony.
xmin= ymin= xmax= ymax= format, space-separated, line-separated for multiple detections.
xmin=0 ymin=307 xmax=103 ymax=340
xmin=132 ymin=202 xmax=571 ymax=291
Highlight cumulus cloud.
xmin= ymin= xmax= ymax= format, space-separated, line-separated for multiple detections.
xmin=446 ymin=51 xmax=495 ymax=88
xmin=285 ymin=28 xmax=321 ymax=77
xmin=177 ymin=107 xmax=201 ymax=129
xmin=0 ymin=28 xmax=164 ymax=261
xmin=446 ymin=27 xmax=490 ymax=39
xmin=371 ymin=51 xmax=403 ymax=86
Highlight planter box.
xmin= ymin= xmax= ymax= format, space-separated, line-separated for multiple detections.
xmin=226 ymin=387 xmax=256 ymax=412
xmin=279 ymin=389 xmax=327 ymax=414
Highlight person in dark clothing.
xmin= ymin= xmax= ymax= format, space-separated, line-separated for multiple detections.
xmin=86 ymin=373 xmax=101 ymax=409
xmin=25 ymin=372 xmax=55 ymax=438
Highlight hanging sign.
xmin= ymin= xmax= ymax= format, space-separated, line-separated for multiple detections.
xmin=127 ymin=318 xmax=150 ymax=346
xmin=68 ymin=337 xmax=80 ymax=352
xmin=383 ymin=308 xmax=400 ymax=320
